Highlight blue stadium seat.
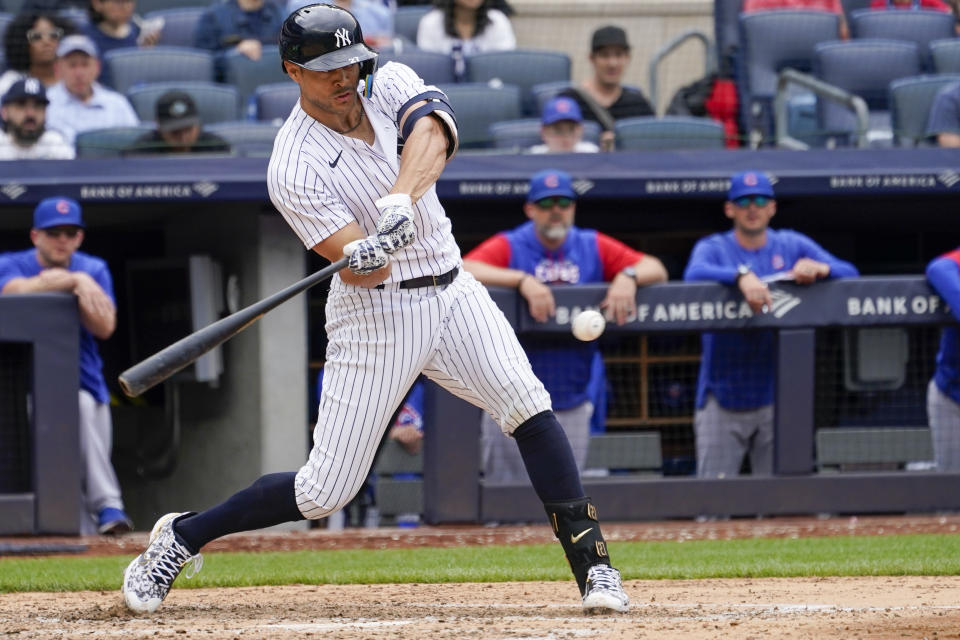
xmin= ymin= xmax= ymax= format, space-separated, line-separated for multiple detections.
xmin=206 ymin=120 xmax=280 ymax=157
xmin=488 ymin=117 xmax=601 ymax=151
xmin=57 ymin=7 xmax=89 ymax=30
xmin=254 ymin=82 xmax=300 ymax=123
xmin=814 ymin=39 xmax=922 ymax=145
xmin=466 ymin=50 xmax=572 ymax=116
xmin=438 ymin=82 xmax=522 ymax=149
xmin=614 ymin=116 xmax=727 ymax=151
xmin=841 ymin=0 xmax=871 ymax=20
xmin=75 ymin=125 xmax=153 ymax=157
xmin=223 ymin=46 xmax=287 ymax=119
xmin=104 ymin=46 xmax=215 ymax=95
xmin=931 ymin=38 xmax=960 ymax=73
xmin=849 ymin=9 xmax=955 ymax=70
xmin=127 ymin=81 xmax=240 ymax=125
xmin=531 ymin=80 xmax=574 ymax=115
xmin=738 ymin=10 xmax=841 ymax=143
xmin=136 ymin=0 xmax=210 ymax=15
xmin=379 ymin=49 xmax=456 ymax=85
xmin=143 ymin=7 xmax=206 ymax=48
xmin=889 ymin=73 xmax=960 ymax=146
xmin=394 ymin=5 xmax=431 ymax=43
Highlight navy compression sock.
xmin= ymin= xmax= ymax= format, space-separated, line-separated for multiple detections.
xmin=512 ymin=410 xmax=585 ymax=503
xmin=174 ymin=472 xmax=305 ymax=553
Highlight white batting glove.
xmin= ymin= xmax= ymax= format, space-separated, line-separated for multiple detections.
xmin=374 ymin=193 xmax=416 ymax=254
xmin=343 ymin=237 xmax=389 ymax=275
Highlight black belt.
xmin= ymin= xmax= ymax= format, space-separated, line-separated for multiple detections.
xmin=377 ymin=267 xmax=459 ymax=290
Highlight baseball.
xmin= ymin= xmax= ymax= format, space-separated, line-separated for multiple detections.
xmin=572 ymin=309 xmax=605 ymax=341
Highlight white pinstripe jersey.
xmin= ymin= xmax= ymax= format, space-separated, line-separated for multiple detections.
xmin=267 ymin=62 xmax=461 ymax=283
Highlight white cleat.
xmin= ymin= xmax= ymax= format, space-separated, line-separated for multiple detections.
xmin=582 ymin=564 xmax=629 ymax=613
xmin=122 ymin=512 xmax=202 ymax=613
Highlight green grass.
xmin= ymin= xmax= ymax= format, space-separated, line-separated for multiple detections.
xmin=3 ymin=534 xmax=960 ymax=593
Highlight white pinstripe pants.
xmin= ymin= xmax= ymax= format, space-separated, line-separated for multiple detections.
xmin=295 ymin=270 xmax=552 ymax=519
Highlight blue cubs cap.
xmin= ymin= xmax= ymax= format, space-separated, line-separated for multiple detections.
xmin=728 ymin=170 xmax=775 ymax=201
xmin=541 ymin=96 xmax=583 ymax=125
xmin=33 ymin=197 xmax=84 ymax=229
xmin=527 ymin=169 xmax=577 ymax=203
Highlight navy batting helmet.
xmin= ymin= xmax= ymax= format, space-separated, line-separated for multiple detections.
xmin=279 ymin=4 xmax=378 ymax=84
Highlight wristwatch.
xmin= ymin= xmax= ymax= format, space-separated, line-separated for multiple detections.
xmin=620 ymin=265 xmax=637 ymax=281
xmin=735 ymin=264 xmax=751 ymax=284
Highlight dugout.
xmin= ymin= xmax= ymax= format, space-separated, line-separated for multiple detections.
xmin=2 ymin=148 xmax=960 ymax=532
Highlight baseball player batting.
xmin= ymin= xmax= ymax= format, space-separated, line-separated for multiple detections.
xmin=121 ymin=4 xmax=628 ymax=614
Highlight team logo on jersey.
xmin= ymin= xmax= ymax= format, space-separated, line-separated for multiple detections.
xmin=534 ymin=258 xmax=580 ymax=284
xmin=771 ymin=254 xmax=784 ymax=270
xmin=335 ymin=27 xmax=352 ymax=48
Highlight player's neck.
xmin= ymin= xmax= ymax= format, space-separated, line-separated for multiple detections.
xmin=312 ymin=102 xmax=372 ymax=142
xmin=734 ymin=227 xmax=768 ymax=250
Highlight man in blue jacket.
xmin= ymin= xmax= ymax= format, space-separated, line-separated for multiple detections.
xmin=925 ymin=248 xmax=960 ymax=470
xmin=683 ymin=170 xmax=858 ymax=478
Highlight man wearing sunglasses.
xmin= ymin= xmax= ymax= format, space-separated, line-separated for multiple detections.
xmin=464 ymin=168 xmax=667 ymax=487
xmin=683 ymin=170 xmax=858 ymax=480
xmin=0 ymin=197 xmax=133 ymax=536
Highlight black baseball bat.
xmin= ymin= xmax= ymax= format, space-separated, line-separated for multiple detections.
xmin=119 ymin=256 xmax=349 ymax=398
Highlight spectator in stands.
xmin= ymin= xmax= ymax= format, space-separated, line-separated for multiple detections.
xmin=193 ymin=0 xmax=284 ymax=70
xmin=0 ymin=77 xmax=75 ymax=159
xmin=463 ymin=169 xmax=667 ymax=485
xmin=925 ymin=248 xmax=960 ymax=471
xmin=46 ymin=34 xmax=139 ymax=144
xmin=683 ymin=170 xmax=858 ymax=478
xmin=0 ymin=12 xmax=77 ymax=97
xmin=416 ymin=0 xmax=515 ymax=78
xmin=19 ymin=0 xmax=88 ymax=14
xmin=528 ymin=96 xmax=599 ymax=154
xmin=83 ymin=0 xmax=161 ymax=59
xmin=559 ymin=26 xmax=654 ymax=152
xmin=285 ymin=0 xmax=394 ymax=49
xmin=742 ymin=0 xmax=849 ymax=39
xmin=926 ymin=81 xmax=960 ymax=147
xmin=129 ymin=90 xmax=230 ymax=155
xmin=0 ymin=197 xmax=133 ymax=536
xmin=870 ymin=0 xmax=952 ymax=12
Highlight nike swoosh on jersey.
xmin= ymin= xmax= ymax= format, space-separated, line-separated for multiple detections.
xmin=329 ymin=150 xmax=343 ymax=168
xmin=571 ymin=527 xmax=593 ymax=544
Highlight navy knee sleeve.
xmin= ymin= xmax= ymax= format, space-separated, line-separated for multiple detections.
xmin=512 ymin=410 xmax=584 ymax=503
xmin=175 ymin=471 xmax=304 ymax=553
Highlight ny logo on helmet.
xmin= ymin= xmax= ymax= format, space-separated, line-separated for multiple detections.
xmin=335 ymin=27 xmax=351 ymax=48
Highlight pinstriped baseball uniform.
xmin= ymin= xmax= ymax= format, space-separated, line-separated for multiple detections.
xmin=268 ymin=62 xmax=551 ymax=519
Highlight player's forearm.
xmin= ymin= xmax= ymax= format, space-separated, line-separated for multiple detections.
xmin=392 ymin=116 xmax=449 ymax=204
xmin=1 ymin=269 xmax=77 ymax=294
xmin=79 ymin=305 xmax=116 ymax=340
xmin=312 ymin=224 xmax=391 ymax=288
xmin=633 ymin=256 xmax=668 ymax=285
xmin=463 ymin=259 xmax=527 ymax=288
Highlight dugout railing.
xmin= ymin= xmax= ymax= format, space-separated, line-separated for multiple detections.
xmin=420 ymin=276 xmax=960 ymax=524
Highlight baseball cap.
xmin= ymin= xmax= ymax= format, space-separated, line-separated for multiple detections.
xmin=541 ymin=96 xmax=583 ymax=125
xmin=1 ymin=77 xmax=48 ymax=106
xmin=155 ymin=90 xmax=200 ymax=133
xmin=33 ymin=197 xmax=84 ymax=230
xmin=56 ymin=34 xmax=98 ymax=58
xmin=728 ymin=170 xmax=775 ymax=201
xmin=527 ymin=169 xmax=577 ymax=203
xmin=591 ymin=25 xmax=630 ymax=51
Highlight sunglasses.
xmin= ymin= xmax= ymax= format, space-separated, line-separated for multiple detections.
xmin=732 ymin=195 xmax=771 ymax=208
xmin=26 ymin=28 xmax=64 ymax=43
xmin=535 ymin=196 xmax=574 ymax=209
xmin=43 ymin=227 xmax=80 ymax=239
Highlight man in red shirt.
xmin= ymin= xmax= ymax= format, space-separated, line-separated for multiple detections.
xmin=742 ymin=0 xmax=850 ymax=38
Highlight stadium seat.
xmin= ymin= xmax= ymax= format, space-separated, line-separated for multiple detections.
xmin=136 ymin=0 xmax=209 ymax=15
xmin=814 ymin=39 xmax=921 ymax=145
xmin=489 ymin=117 xmax=601 ymax=151
xmin=206 ymin=121 xmax=280 ymax=157
xmin=223 ymin=46 xmax=287 ymax=118
xmin=127 ymin=81 xmax=240 ymax=125
xmin=849 ymin=8 xmax=955 ymax=70
xmin=438 ymin=82 xmax=522 ymax=149
xmin=841 ymin=0 xmax=872 ymax=20
xmin=57 ymin=7 xmax=88 ymax=29
xmin=75 ymin=125 xmax=153 ymax=157
xmin=104 ymin=46 xmax=216 ymax=95
xmin=143 ymin=7 xmax=206 ymax=48
xmin=931 ymin=38 xmax=960 ymax=73
xmin=889 ymin=74 xmax=960 ymax=146
xmin=379 ymin=49 xmax=456 ymax=85
xmin=531 ymin=80 xmax=574 ymax=115
xmin=254 ymin=82 xmax=300 ymax=123
xmin=739 ymin=10 xmax=842 ymax=144
xmin=466 ymin=50 xmax=572 ymax=116
xmin=613 ymin=116 xmax=727 ymax=151
xmin=0 ymin=12 xmax=13 ymax=51
xmin=394 ymin=4 xmax=431 ymax=43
